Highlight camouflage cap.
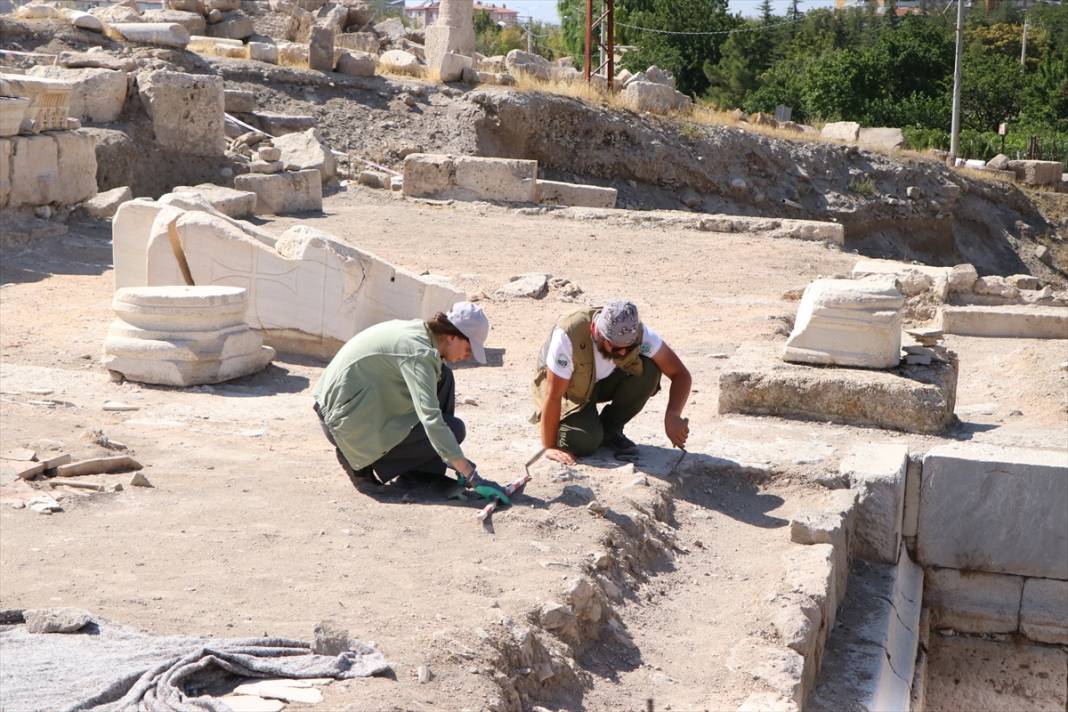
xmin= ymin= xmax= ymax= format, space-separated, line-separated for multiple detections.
xmin=594 ymin=300 xmax=641 ymax=347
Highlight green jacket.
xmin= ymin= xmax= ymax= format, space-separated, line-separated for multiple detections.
xmin=531 ymin=307 xmax=644 ymax=420
xmin=314 ymin=319 xmax=464 ymax=470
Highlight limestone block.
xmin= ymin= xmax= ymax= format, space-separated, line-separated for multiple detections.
xmin=0 ymin=73 xmax=74 ymax=133
xmin=9 ymin=135 xmax=58 ymax=207
xmin=224 ymin=89 xmax=257 ymax=113
xmin=246 ymin=110 xmax=316 ymax=135
xmin=727 ymin=640 xmax=805 ymax=707
xmin=83 ymin=186 xmax=133 ymax=218
xmin=789 ymin=491 xmax=854 ymax=606
xmin=808 ymin=553 xmax=923 ymax=712
xmin=851 ymin=258 xmax=950 ymax=282
xmin=719 ymin=341 xmax=958 ymax=434
xmin=62 ymin=8 xmax=104 ymax=31
xmin=308 ymin=25 xmax=335 ymax=71
xmin=104 ymin=286 xmax=275 ymax=386
xmin=273 ymin=128 xmax=336 ymax=183
xmin=840 ymin=444 xmax=908 ymax=564
xmin=337 ymin=32 xmax=379 ymax=54
xmin=52 ymin=130 xmax=98 ymax=205
xmin=924 ymin=567 xmax=1022 ymax=633
xmin=250 ymin=160 xmax=284 ymax=173
xmin=379 ymin=50 xmax=421 ymax=74
xmin=207 ymin=10 xmax=255 ymax=39
xmin=91 ymin=4 xmax=142 ymax=24
xmin=1020 ymin=578 xmax=1068 ymax=644
xmin=246 ymin=41 xmax=278 ymax=63
xmin=317 ymin=4 xmax=348 ymax=35
xmin=644 ymin=65 xmax=675 ymax=88
xmin=1007 ymin=159 xmax=1061 ymax=186
xmin=947 ymin=263 xmax=978 ymax=293
xmin=336 ymin=50 xmax=375 ymax=76
xmin=137 ymin=70 xmax=225 ymax=157
xmin=918 ymin=444 xmax=1068 ymax=579
xmin=373 ymin=17 xmax=405 ymax=42
xmin=436 ymin=52 xmax=472 ymax=82
xmin=188 ymin=35 xmax=249 ymax=58
xmin=173 ymin=184 xmax=257 ymax=218
xmin=536 ymin=179 xmax=617 ymax=209
xmin=24 ymin=608 xmax=93 ymax=634
xmin=164 ymin=214 xmax=464 ymax=356
xmin=1007 ymin=274 xmax=1042 ymax=290
xmin=783 ymin=278 xmax=904 ymax=369
xmin=166 ymin=0 xmax=204 ymax=12
xmin=784 ymin=544 xmax=840 ymax=644
xmin=108 ymin=23 xmax=191 ymax=48
xmin=234 ymin=168 xmax=323 ymax=214
xmin=402 ymin=153 xmax=536 ymax=203
xmin=939 ymin=305 xmax=1067 ymax=339
xmin=27 ymin=66 xmax=127 ymax=124
xmin=141 ymin=9 xmax=207 ymax=35
xmin=0 ymin=138 xmax=10 ymax=209
xmin=820 ymin=121 xmax=860 ymax=143
xmin=206 ymin=0 xmax=240 ymax=10
xmin=504 ymin=49 xmax=551 ymax=81
xmin=902 ymin=453 xmax=921 ymax=540
xmin=621 ymin=81 xmax=690 ymax=114
xmin=857 ymin=127 xmax=905 ymax=151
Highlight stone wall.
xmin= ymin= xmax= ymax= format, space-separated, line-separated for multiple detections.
xmin=0 ymin=130 xmax=97 ymax=210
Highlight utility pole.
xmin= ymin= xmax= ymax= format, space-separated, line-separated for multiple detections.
xmin=1020 ymin=0 xmax=1028 ymax=65
xmin=527 ymin=16 xmax=533 ymax=53
xmin=583 ymin=0 xmax=615 ymax=88
xmin=949 ymin=0 xmax=966 ymax=164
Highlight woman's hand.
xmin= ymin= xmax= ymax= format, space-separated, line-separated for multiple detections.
xmin=545 ymin=448 xmax=577 ymax=466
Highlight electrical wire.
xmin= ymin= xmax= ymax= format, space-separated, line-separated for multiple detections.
xmin=615 ymin=13 xmax=808 ymax=36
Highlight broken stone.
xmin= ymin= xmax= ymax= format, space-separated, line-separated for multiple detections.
xmin=538 ymin=603 xmax=575 ymax=631
xmin=83 ymin=186 xmax=133 ymax=219
xmin=495 ymin=273 xmax=548 ymax=299
xmin=1006 ymin=274 xmax=1042 ymax=290
xmin=336 ymin=50 xmax=375 ymax=77
xmin=24 ymin=608 xmax=92 ymax=633
xmin=535 ymin=179 xmax=616 ymax=209
xmin=232 ymin=681 xmax=323 ymax=704
xmin=857 ymin=127 xmax=905 ymax=151
xmin=379 ymin=50 xmax=421 ymax=74
xmin=102 ymin=401 xmax=140 ymax=411
xmin=728 ymin=639 xmax=805 ymax=706
xmin=250 ymin=159 xmax=284 ymax=174
xmin=26 ymin=494 xmax=63 ymax=514
xmin=947 ymin=263 xmax=978 ymax=293
xmin=2 ymin=448 xmax=37 ymax=461
xmin=26 ymin=66 xmax=127 ymax=123
xmin=173 ymin=184 xmax=258 ymax=219
xmin=206 ymin=10 xmax=254 ymax=39
xmin=249 ymin=41 xmax=279 ymax=64
xmin=129 ymin=472 xmax=153 ymax=487
xmin=224 ymin=89 xmax=257 ymax=114
xmin=972 ymin=275 xmax=1020 ymax=299
xmin=783 ymin=278 xmax=904 ymax=369
xmin=504 ymin=49 xmax=551 ymax=81
xmin=373 ymin=16 xmax=405 ymax=42
xmin=621 ymin=81 xmax=691 ymax=114
xmin=56 ymin=456 xmax=142 ymax=477
xmin=820 ymin=121 xmax=860 ymax=143
xmin=356 ymin=169 xmax=388 ymax=188
xmin=312 ymin=619 xmax=350 ymax=655
xmin=273 ymin=128 xmax=336 ymax=184
xmin=417 ymin=664 xmax=432 ymax=683
xmin=841 ymin=443 xmax=908 ymax=564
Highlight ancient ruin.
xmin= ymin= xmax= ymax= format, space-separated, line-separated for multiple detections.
xmin=0 ymin=0 xmax=1065 ymax=710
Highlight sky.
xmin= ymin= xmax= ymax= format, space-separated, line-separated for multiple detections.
xmin=414 ymin=0 xmax=840 ymax=25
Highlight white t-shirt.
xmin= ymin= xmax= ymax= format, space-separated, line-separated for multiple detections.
xmin=545 ymin=325 xmax=663 ymax=382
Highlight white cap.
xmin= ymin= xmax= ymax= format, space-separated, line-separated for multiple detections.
xmin=446 ymin=301 xmax=489 ymax=364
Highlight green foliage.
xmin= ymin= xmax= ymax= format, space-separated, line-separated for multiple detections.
xmin=848 ymin=177 xmax=876 ymax=196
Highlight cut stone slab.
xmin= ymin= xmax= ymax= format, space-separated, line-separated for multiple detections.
xmin=336 ymin=50 xmax=375 ymax=77
xmin=840 ymin=443 xmax=908 ymax=564
xmin=924 ymin=567 xmax=1023 ymax=634
xmin=52 ymin=130 xmax=99 ymax=206
xmin=308 ymin=25 xmax=335 ymax=72
xmin=808 ymin=552 xmax=923 ymax=712
xmin=173 ymin=184 xmax=257 ymax=218
xmin=851 ymin=258 xmax=951 ymax=281
xmin=925 ymin=633 xmax=1068 ymax=712
xmin=9 ymin=134 xmax=59 ymax=207
xmin=165 ymin=214 xmax=466 ymax=358
xmin=26 ymin=66 xmax=127 ymax=123
xmin=783 ymin=278 xmax=904 ymax=369
xmin=495 ymin=273 xmax=548 ymax=299
xmin=223 ymin=88 xmax=257 ymax=113
xmin=234 ymin=169 xmax=323 ymax=214
xmin=857 ymin=127 xmax=905 ymax=151
xmin=1006 ymin=159 xmax=1061 ymax=186
xmin=137 ymin=70 xmax=225 ymax=157
xmin=918 ymin=444 xmax=1068 ymax=579
xmin=379 ymin=49 xmax=421 ymax=74
xmin=938 ymin=305 xmax=1068 ymax=339
xmin=56 ymin=456 xmax=142 ymax=477
xmin=535 ymin=179 xmax=617 ymax=209
xmin=718 ymin=341 xmax=958 ymax=434
xmin=403 ymin=153 xmax=537 ymax=203
xmin=621 ymin=80 xmax=691 ymax=114
xmin=1020 ymin=578 xmax=1068 ymax=644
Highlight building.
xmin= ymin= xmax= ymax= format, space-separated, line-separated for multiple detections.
xmin=404 ymin=1 xmax=519 ymax=28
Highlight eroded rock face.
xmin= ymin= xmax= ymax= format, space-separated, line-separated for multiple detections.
xmin=784 ymin=278 xmax=904 ymax=369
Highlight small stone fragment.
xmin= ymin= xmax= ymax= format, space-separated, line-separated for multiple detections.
xmin=24 ymin=607 xmax=93 ymax=633
xmin=312 ymin=619 xmax=350 ymax=655
xmin=129 ymin=472 xmax=154 ymax=487
xmin=417 ymin=664 xmax=432 ymax=683
xmin=102 ymin=401 xmax=140 ymax=411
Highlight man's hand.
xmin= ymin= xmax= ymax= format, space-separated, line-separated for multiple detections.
xmin=665 ymin=413 xmax=689 ymax=449
xmin=545 ymin=447 xmax=577 ymax=465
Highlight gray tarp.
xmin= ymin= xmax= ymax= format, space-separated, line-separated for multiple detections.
xmin=0 ymin=615 xmax=391 ymax=712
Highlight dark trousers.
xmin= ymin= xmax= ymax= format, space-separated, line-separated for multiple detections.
xmin=316 ymin=365 xmax=465 ymax=484
xmin=557 ymin=356 xmax=662 ymax=457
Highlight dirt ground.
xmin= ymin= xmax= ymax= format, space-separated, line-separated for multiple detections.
xmin=2 ymin=187 xmax=1066 ymax=710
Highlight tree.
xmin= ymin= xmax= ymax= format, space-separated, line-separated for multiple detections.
xmin=960 ymin=47 xmax=1025 ymax=130
xmin=705 ymin=24 xmax=771 ymax=108
xmin=617 ymin=0 xmax=739 ymax=96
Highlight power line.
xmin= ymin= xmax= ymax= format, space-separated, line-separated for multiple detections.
xmin=615 ymin=13 xmax=808 ymax=36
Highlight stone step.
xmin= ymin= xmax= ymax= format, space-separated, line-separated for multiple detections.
xmin=938 ymin=305 xmax=1068 ymax=339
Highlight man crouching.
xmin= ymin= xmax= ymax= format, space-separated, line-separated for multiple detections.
xmin=532 ymin=299 xmax=692 ymax=465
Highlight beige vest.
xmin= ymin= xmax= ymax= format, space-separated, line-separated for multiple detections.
xmin=531 ymin=307 xmax=644 ymax=421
